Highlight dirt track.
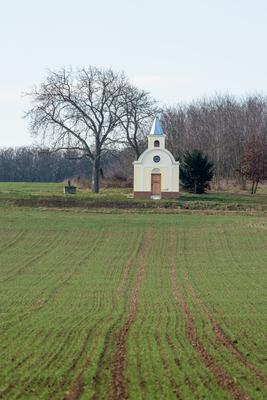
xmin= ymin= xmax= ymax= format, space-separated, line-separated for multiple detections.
xmin=168 ymin=228 xmax=250 ymax=400
xmin=64 ymin=237 xmax=138 ymax=400
xmin=184 ymin=271 xmax=267 ymax=387
xmin=111 ymin=232 xmax=150 ymax=400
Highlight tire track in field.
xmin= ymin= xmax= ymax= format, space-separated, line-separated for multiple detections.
xmin=0 ymin=231 xmax=95 ymax=335
xmin=65 ymin=238 xmax=136 ymax=384
xmin=0 ymin=233 xmax=47 ymax=281
xmin=165 ymin=302 xmax=210 ymax=397
xmin=155 ymin=333 xmax=181 ymax=399
xmin=0 ymin=230 xmax=26 ymax=255
xmin=184 ymin=271 xmax=267 ymax=387
xmin=1 ymin=232 xmax=108 ymax=399
xmin=64 ymin=262 xmax=133 ymax=400
xmin=64 ymin=233 xmax=143 ymax=400
xmin=152 ymin=234 xmax=181 ymax=399
xmin=0 ymin=231 xmax=63 ymax=283
xmin=46 ymin=232 xmax=123 ymax=399
xmin=63 ymin=316 xmax=112 ymax=400
xmin=39 ymin=230 xmax=105 ymax=309
xmin=164 ymin=303 xmax=199 ymax=397
xmin=111 ymin=232 xmax=150 ymax=400
xmin=63 ymin=271 xmax=132 ymax=400
xmin=168 ymin=228 xmax=250 ymax=400
xmin=0 ymin=330 xmax=53 ymax=399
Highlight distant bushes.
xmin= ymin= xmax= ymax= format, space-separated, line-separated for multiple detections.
xmin=68 ymin=175 xmax=133 ymax=189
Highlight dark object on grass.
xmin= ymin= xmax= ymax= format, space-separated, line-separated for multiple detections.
xmin=180 ymin=150 xmax=214 ymax=194
xmin=64 ymin=186 xmax=76 ymax=194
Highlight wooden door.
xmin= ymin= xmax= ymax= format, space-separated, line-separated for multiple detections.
xmin=151 ymin=174 xmax=161 ymax=195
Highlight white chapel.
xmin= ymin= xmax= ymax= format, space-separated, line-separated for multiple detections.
xmin=133 ymin=117 xmax=180 ymax=199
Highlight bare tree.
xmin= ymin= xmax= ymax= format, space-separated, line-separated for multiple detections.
xmin=161 ymin=105 xmax=187 ymax=161
xmin=162 ymin=95 xmax=267 ymax=186
xmin=120 ymin=86 xmax=157 ymax=159
xmin=25 ymin=67 xmax=130 ymax=192
xmin=239 ymin=134 xmax=267 ymax=194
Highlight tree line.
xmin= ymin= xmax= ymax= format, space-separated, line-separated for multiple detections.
xmin=162 ymin=95 xmax=267 ymax=186
xmin=0 ymin=146 xmax=130 ymax=183
xmin=0 ymin=147 xmax=91 ymax=182
xmin=1 ymin=66 xmax=267 ymax=191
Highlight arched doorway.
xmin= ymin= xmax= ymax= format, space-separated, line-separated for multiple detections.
xmin=151 ymin=169 xmax=161 ymax=195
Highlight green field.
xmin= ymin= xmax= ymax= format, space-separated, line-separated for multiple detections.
xmin=0 ymin=186 xmax=267 ymax=399
xmin=1 ymin=181 xmax=267 ymax=212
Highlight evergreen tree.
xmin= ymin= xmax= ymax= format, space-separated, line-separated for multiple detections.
xmin=180 ymin=150 xmax=214 ymax=194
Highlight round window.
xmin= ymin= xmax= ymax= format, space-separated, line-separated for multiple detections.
xmin=153 ymin=155 xmax=160 ymax=163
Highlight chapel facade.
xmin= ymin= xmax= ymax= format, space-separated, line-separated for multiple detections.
xmin=133 ymin=117 xmax=179 ymax=199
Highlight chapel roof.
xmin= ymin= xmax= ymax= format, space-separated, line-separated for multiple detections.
xmin=150 ymin=116 xmax=164 ymax=136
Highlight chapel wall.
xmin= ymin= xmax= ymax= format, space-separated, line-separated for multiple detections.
xmin=133 ymin=166 xmax=142 ymax=191
xmin=172 ymin=167 xmax=180 ymax=192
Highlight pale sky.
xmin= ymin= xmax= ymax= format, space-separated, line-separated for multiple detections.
xmin=1 ymin=0 xmax=267 ymax=147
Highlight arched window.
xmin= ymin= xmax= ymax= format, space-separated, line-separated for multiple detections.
xmin=154 ymin=140 xmax=160 ymax=147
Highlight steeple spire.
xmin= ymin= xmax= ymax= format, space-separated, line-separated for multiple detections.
xmin=150 ymin=116 xmax=164 ymax=136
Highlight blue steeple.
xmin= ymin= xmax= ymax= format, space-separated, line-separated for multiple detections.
xmin=150 ymin=116 xmax=164 ymax=136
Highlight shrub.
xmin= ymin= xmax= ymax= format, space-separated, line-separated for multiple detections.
xmin=180 ymin=150 xmax=214 ymax=194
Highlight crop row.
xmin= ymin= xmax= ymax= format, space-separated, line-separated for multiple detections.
xmin=0 ymin=210 xmax=266 ymax=399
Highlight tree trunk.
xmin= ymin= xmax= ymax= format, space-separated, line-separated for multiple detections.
xmin=254 ymin=179 xmax=259 ymax=194
xmin=194 ymin=180 xmax=197 ymax=194
xmin=91 ymin=157 xmax=101 ymax=193
xmin=251 ymin=180 xmax=255 ymax=195
xmin=240 ymin=175 xmax=246 ymax=190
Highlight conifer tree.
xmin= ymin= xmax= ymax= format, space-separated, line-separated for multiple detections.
xmin=180 ymin=150 xmax=214 ymax=194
